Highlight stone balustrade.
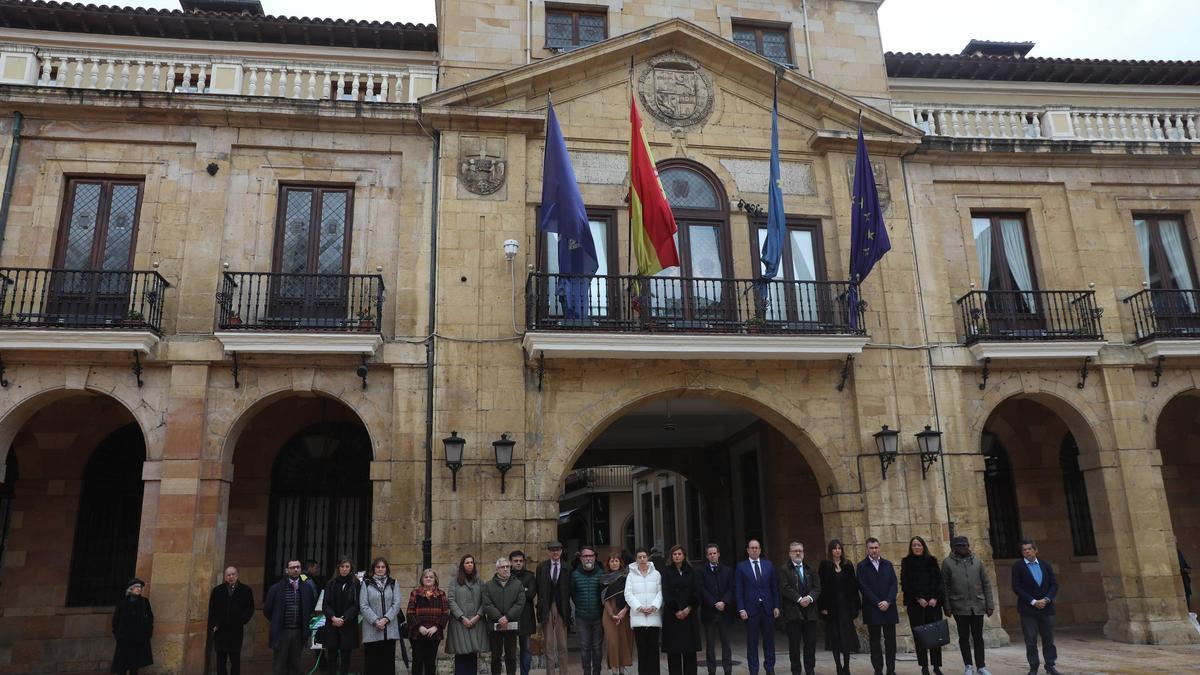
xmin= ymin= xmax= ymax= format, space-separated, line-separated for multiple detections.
xmin=894 ymin=103 xmax=1199 ymax=142
xmin=0 ymin=45 xmax=437 ymax=103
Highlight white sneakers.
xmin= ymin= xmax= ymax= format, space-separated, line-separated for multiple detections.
xmin=978 ymin=669 xmax=993 ymax=675
xmin=963 ymin=667 xmax=974 ymax=675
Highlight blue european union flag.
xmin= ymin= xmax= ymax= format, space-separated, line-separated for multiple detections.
xmin=847 ymin=126 xmax=890 ymax=329
xmin=760 ymin=75 xmax=786 ymax=281
xmin=538 ymin=101 xmax=598 ymax=319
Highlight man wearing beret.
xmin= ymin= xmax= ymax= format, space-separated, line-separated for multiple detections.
xmin=942 ymin=536 xmax=993 ymax=675
xmin=536 ymin=541 xmax=572 ymax=675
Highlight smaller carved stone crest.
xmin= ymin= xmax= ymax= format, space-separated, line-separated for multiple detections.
xmin=638 ymin=51 xmax=714 ymax=128
xmin=844 ymin=158 xmax=892 ymax=214
xmin=459 ymin=136 xmax=507 ymax=195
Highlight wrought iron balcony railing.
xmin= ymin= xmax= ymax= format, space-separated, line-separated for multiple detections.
xmin=216 ymin=271 xmax=384 ymax=333
xmin=957 ymin=289 xmax=1104 ymax=344
xmin=1123 ymin=289 xmax=1200 ymax=342
xmin=563 ymin=466 xmax=635 ymax=493
xmin=526 ymin=272 xmax=864 ymax=335
xmin=0 ymin=268 xmax=169 ymax=333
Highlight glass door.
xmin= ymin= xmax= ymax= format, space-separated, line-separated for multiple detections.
xmin=652 ymin=164 xmax=731 ymax=325
xmin=1134 ymin=216 xmax=1200 ymax=334
xmin=51 ymin=179 xmax=142 ymax=326
xmin=271 ymin=186 xmax=352 ymax=327
xmin=754 ymin=223 xmax=824 ymax=325
xmin=972 ymin=214 xmax=1042 ymax=336
xmin=542 ymin=214 xmax=615 ymax=324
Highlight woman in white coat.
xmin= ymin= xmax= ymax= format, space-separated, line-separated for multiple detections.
xmin=360 ymin=557 xmax=404 ymax=675
xmin=624 ymin=547 xmax=663 ymax=675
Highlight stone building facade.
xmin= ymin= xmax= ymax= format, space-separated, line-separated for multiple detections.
xmin=0 ymin=0 xmax=1196 ymax=672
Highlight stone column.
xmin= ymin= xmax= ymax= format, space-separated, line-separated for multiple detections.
xmin=138 ymin=363 xmax=215 ymax=673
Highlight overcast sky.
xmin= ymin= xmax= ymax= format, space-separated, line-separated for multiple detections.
xmin=119 ymin=0 xmax=1193 ymax=61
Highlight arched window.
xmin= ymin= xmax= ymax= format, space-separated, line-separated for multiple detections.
xmin=265 ymin=422 xmax=371 ymax=588
xmin=67 ymin=424 xmax=146 ymax=607
xmin=982 ymin=431 xmax=1022 ymax=558
xmin=655 ymin=162 xmax=730 ymax=321
xmin=0 ymin=450 xmax=17 ymax=579
xmin=1060 ymin=433 xmax=1098 ymax=556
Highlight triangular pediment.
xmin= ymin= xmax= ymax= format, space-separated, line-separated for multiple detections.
xmin=421 ymin=18 xmax=920 ymax=147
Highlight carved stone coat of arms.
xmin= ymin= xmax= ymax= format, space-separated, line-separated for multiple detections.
xmin=638 ymin=51 xmax=714 ymax=128
xmin=458 ymin=137 xmax=507 ymax=195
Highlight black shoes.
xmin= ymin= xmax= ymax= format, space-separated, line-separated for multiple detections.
xmin=1045 ymin=667 xmax=1061 ymax=675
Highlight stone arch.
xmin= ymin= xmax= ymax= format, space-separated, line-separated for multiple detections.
xmin=531 ymin=383 xmax=840 ymax=503
xmin=968 ymin=374 xmax=1111 ymax=458
xmin=1144 ymin=373 xmax=1200 ymax=447
xmin=0 ymin=383 xmax=161 ymax=467
xmin=213 ymin=386 xmax=383 ymax=465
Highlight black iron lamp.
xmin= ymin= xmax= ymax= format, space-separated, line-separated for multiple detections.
xmin=493 ymin=432 xmax=516 ymax=493
xmin=443 ymin=431 xmax=465 ymax=491
xmin=873 ymin=425 xmax=900 ymax=480
xmin=915 ymin=425 xmax=943 ymax=479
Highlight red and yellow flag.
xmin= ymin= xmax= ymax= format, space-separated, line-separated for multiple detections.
xmin=629 ymin=94 xmax=679 ymax=276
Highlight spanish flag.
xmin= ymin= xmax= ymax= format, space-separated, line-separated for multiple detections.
xmin=629 ymin=94 xmax=679 ymax=275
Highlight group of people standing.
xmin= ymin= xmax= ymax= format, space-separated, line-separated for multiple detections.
xmin=110 ymin=534 xmax=1067 ymax=675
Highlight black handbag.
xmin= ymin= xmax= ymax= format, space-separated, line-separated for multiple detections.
xmin=912 ymin=619 xmax=951 ymax=650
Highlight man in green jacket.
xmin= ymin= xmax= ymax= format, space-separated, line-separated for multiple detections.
xmin=942 ymin=536 xmax=994 ymax=675
xmin=483 ymin=557 xmax=526 ymax=675
xmin=570 ymin=545 xmax=605 ymax=675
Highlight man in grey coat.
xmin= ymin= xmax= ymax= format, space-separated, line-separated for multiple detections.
xmin=942 ymin=536 xmax=994 ymax=675
xmin=483 ymin=558 xmax=526 ymax=675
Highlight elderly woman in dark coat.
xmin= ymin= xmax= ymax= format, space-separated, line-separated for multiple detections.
xmin=660 ymin=545 xmax=700 ymax=675
xmin=112 ymin=577 xmax=154 ymax=675
xmin=324 ymin=556 xmax=362 ymax=675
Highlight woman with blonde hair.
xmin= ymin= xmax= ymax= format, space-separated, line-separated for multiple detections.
xmin=408 ymin=568 xmax=451 ymax=675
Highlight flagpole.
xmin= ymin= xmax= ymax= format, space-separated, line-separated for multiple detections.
xmin=626 ymin=54 xmax=634 ymax=278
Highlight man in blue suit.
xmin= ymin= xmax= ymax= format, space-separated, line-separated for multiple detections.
xmin=735 ymin=539 xmax=780 ymax=675
xmin=697 ymin=543 xmax=735 ymax=675
xmin=857 ymin=537 xmax=899 ymax=675
xmin=1012 ymin=540 xmax=1060 ymax=675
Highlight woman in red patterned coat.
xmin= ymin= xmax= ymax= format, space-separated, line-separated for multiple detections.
xmin=408 ymin=568 xmax=451 ymax=675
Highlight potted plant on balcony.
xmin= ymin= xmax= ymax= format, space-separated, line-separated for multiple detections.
xmin=226 ymin=312 xmax=242 ymax=327
xmin=122 ymin=309 xmax=144 ymax=327
xmin=745 ymin=315 xmax=766 ymax=334
xmin=357 ymin=308 xmax=376 ymax=332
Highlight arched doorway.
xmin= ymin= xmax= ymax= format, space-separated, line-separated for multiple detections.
xmin=980 ymin=395 xmax=1109 ymax=630
xmin=0 ymin=392 xmax=147 ymax=668
xmin=557 ymin=395 xmax=827 ymax=565
xmin=1156 ymin=389 xmax=1200 ymax=615
xmin=224 ymin=394 xmax=374 ymax=658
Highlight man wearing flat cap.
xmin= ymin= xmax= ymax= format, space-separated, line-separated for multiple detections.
xmin=536 ymin=541 xmax=572 ymax=675
xmin=942 ymin=536 xmax=994 ymax=675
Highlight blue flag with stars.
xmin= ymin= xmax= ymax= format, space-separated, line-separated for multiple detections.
xmin=538 ymin=100 xmax=598 ymax=319
xmin=848 ymin=125 xmax=890 ymax=329
xmin=760 ymin=74 xmax=786 ymax=281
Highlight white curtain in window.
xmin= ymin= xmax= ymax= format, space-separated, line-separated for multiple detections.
xmin=1158 ymin=219 xmax=1197 ymax=311
xmin=973 ymin=219 xmax=993 ymax=290
xmin=1133 ymin=219 xmax=1152 ymax=287
xmin=790 ymin=230 xmax=819 ymax=322
xmin=1000 ymin=218 xmax=1035 ymax=311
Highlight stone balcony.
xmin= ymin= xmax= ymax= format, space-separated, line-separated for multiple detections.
xmin=893 ymin=102 xmax=1199 ymax=143
xmin=0 ymin=43 xmax=437 ymax=103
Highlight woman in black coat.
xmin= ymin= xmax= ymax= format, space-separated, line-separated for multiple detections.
xmin=659 ymin=545 xmax=700 ymax=675
xmin=111 ymin=578 xmax=154 ymax=675
xmin=323 ymin=556 xmax=363 ymax=675
xmin=817 ymin=540 xmax=859 ymax=675
xmin=901 ymin=536 xmax=945 ymax=675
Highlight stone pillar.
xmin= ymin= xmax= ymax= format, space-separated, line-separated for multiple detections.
xmin=138 ymin=364 xmax=215 ymax=674
xmin=1083 ymin=446 xmax=1199 ymax=644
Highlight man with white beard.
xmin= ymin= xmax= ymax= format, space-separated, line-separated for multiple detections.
xmin=571 ymin=545 xmax=605 ymax=675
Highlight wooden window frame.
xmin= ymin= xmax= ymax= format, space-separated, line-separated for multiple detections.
xmin=545 ymin=5 xmax=608 ymax=51
xmin=53 ymin=176 xmax=145 ymax=270
xmin=657 ymin=159 xmax=734 ymax=280
xmin=747 ymin=216 xmax=828 ymax=282
xmin=731 ymin=19 xmax=794 ymax=66
xmin=1133 ymin=212 xmax=1200 ymax=291
xmin=971 ymin=212 xmax=1040 ymax=293
xmin=535 ymin=207 xmax=620 ymax=275
xmin=272 ymin=184 xmax=355 ymax=276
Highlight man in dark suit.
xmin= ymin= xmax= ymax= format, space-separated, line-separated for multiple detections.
xmin=263 ymin=558 xmax=317 ymax=675
xmin=535 ymin=540 xmax=572 ymax=675
xmin=779 ymin=541 xmax=822 ymax=675
xmin=735 ymin=538 xmax=780 ymax=675
xmin=857 ymin=537 xmax=899 ymax=675
xmin=696 ymin=543 xmax=735 ymax=675
xmin=208 ymin=566 xmax=255 ymax=675
xmin=1012 ymin=540 xmax=1060 ymax=675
